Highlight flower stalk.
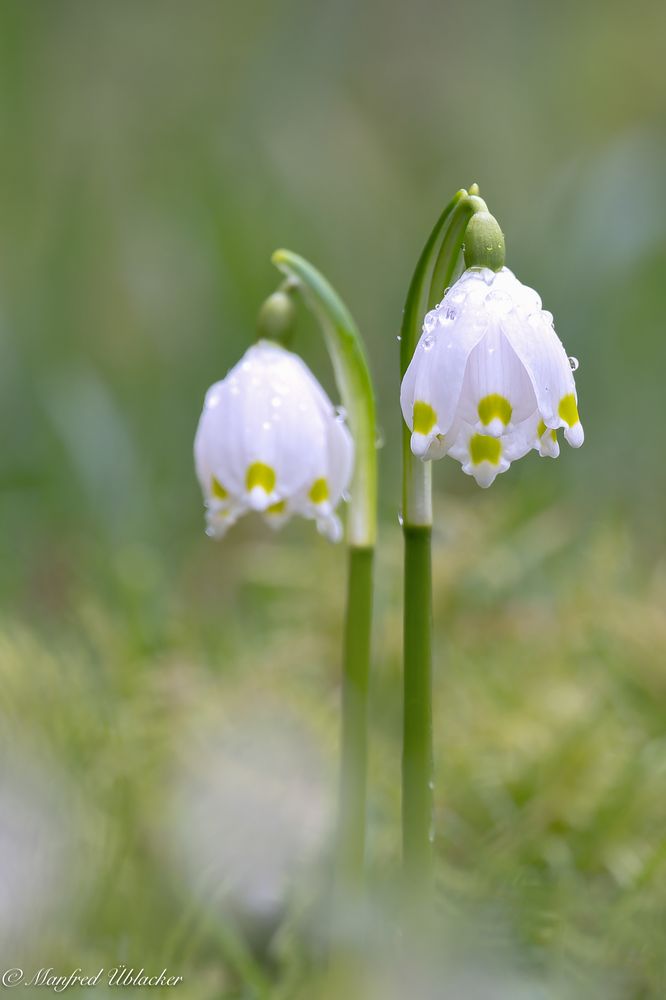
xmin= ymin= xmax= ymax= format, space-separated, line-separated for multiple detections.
xmin=272 ymin=250 xmax=377 ymax=890
xmin=399 ymin=186 xmax=486 ymax=900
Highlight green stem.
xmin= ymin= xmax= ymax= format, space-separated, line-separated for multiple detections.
xmin=272 ymin=250 xmax=376 ymax=548
xmin=337 ymin=545 xmax=374 ymax=887
xmin=271 ymin=250 xmax=377 ymax=890
xmin=399 ymin=187 xmax=487 ymax=897
xmin=402 ymin=526 xmax=433 ymax=890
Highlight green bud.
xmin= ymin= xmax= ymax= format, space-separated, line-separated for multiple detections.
xmin=463 ymin=211 xmax=506 ymax=272
xmin=256 ymin=289 xmax=296 ymax=344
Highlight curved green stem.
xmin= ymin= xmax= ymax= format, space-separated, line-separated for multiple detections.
xmin=272 ymin=250 xmax=377 ymax=549
xmin=399 ymin=187 xmax=486 ymax=901
xmin=271 ymin=249 xmax=377 ymax=891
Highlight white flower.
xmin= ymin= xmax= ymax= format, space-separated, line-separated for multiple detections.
xmin=400 ymin=266 xmax=584 ymax=487
xmin=194 ymin=340 xmax=353 ymax=540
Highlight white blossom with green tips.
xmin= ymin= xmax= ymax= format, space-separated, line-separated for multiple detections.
xmin=400 ymin=266 xmax=584 ymax=487
xmin=195 ymin=340 xmax=353 ymax=540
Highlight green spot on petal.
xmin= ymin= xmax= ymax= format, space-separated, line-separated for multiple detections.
xmin=478 ymin=394 xmax=512 ymax=427
xmin=537 ymin=419 xmax=557 ymax=442
xmin=309 ymin=477 xmax=329 ymax=504
xmin=266 ymin=500 xmax=286 ymax=515
xmin=413 ymin=400 xmax=437 ymax=435
xmin=558 ymin=393 xmax=579 ymax=427
xmin=211 ymin=476 xmax=228 ymax=500
xmin=246 ymin=462 xmax=276 ymax=493
xmin=470 ymin=434 xmax=501 ymax=465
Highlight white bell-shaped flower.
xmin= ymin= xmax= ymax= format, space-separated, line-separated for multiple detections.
xmin=400 ymin=266 xmax=584 ymax=487
xmin=195 ymin=340 xmax=354 ymax=540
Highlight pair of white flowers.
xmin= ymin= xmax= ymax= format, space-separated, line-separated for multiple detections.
xmin=195 ymin=266 xmax=583 ymax=538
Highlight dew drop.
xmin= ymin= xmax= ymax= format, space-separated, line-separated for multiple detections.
xmin=396 ymin=334 xmax=402 ymax=342
xmin=397 ymin=510 xmax=404 ymax=527
xmin=568 ymin=356 xmax=579 ymax=372
xmin=423 ymin=311 xmax=437 ymax=333
xmin=423 ymin=333 xmax=435 ymax=351
xmin=341 ymin=490 xmax=351 ymax=503
xmin=335 ymin=405 xmax=347 ymax=422
xmin=375 ymin=427 xmax=385 ymax=449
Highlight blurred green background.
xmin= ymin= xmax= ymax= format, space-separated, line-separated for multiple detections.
xmin=1 ymin=0 xmax=665 ymax=996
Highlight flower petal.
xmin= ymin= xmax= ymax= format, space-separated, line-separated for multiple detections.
xmin=400 ymin=271 xmax=493 ymax=457
xmin=498 ymin=294 xmax=583 ymax=446
xmin=447 ymin=421 xmax=511 ymax=488
xmin=456 ymin=325 xmax=537 ymax=437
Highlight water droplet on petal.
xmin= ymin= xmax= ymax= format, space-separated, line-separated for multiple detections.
xmin=397 ymin=510 xmax=404 ymax=527
xmin=422 ymin=333 xmax=434 ymax=351
xmin=568 ymin=356 xmax=579 ymax=372
xmin=335 ymin=405 xmax=347 ymax=422
xmin=341 ymin=490 xmax=351 ymax=503
xmin=423 ymin=311 xmax=437 ymax=333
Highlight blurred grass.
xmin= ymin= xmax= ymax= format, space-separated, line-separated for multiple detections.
xmin=2 ymin=502 xmax=666 ymax=996
xmin=0 ymin=0 xmax=665 ymax=996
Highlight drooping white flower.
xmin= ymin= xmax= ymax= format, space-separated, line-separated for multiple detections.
xmin=400 ymin=266 xmax=584 ymax=487
xmin=195 ymin=339 xmax=353 ymax=540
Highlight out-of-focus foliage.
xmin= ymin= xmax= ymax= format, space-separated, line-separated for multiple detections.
xmin=0 ymin=0 xmax=664 ymax=996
